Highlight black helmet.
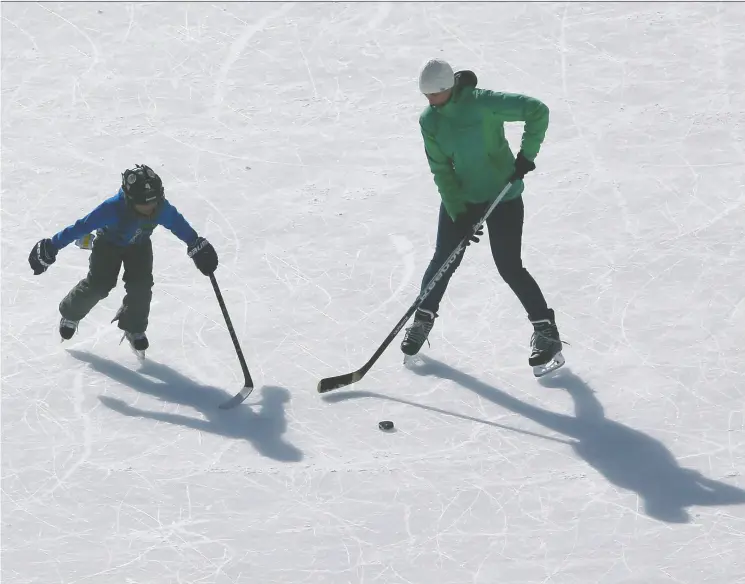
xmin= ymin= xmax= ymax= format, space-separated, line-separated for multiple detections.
xmin=122 ymin=164 xmax=164 ymax=205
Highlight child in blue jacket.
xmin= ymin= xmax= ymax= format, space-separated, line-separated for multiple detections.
xmin=28 ymin=164 xmax=218 ymax=352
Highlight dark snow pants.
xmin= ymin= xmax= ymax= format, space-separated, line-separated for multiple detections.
xmin=59 ymin=238 xmax=154 ymax=333
xmin=418 ymin=197 xmax=551 ymax=322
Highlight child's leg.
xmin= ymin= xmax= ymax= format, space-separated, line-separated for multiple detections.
xmin=59 ymin=239 xmax=123 ymax=322
xmin=117 ymin=240 xmax=154 ymax=333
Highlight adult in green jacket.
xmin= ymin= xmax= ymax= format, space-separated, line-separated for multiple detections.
xmin=401 ymin=58 xmax=564 ymax=377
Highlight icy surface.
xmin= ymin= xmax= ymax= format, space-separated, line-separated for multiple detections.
xmin=2 ymin=3 xmax=744 ymax=583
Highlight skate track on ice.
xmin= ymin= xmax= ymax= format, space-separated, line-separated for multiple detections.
xmin=2 ymin=3 xmax=745 ymax=583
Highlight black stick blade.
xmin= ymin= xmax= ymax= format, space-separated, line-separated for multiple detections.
xmin=219 ymin=384 xmax=254 ymax=409
xmin=317 ymin=371 xmax=364 ymax=393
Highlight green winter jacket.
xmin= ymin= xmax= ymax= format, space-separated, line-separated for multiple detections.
xmin=419 ymin=71 xmax=549 ymax=220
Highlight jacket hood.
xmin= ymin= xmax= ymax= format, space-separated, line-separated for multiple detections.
xmin=454 ymin=70 xmax=478 ymax=90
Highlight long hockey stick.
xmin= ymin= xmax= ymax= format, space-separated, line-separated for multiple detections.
xmin=209 ymin=273 xmax=255 ymax=409
xmin=317 ymin=182 xmax=515 ymax=393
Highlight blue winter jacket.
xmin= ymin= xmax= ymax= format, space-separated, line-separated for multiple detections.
xmin=50 ymin=189 xmax=198 ymax=249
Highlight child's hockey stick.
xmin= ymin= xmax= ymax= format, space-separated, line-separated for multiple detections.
xmin=210 ymin=273 xmax=255 ymax=409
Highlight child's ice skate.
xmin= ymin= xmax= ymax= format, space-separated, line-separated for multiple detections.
xmin=59 ymin=318 xmax=79 ymax=342
xmin=121 ymin=331 xmax=148 ymax=361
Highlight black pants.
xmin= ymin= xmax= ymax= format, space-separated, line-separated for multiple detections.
xmin=59 ymin=238 xmax=154 ymax=333
xmin=418 ymin=197 xmax=551 ymax=321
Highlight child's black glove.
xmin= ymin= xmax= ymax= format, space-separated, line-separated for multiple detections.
xmin=188 ymin=237 xmax=218 ymax=275
xmin=28 ymin=238 xmax=57 ymax=275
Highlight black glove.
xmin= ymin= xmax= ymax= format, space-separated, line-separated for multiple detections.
xmin=510 ymin=151 xmax=536 ymax=182
xmin=453 ymin=213 xmax=484 ymax=246
xmin=28 ymin=238 xmax=57 ymax=275
xmin=466 ymin=224 xmax=484 ymax=246
xmin=187 ymin=237 xmax=218 ymax=276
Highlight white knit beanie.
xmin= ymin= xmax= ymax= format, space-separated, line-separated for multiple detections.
xmin=418 ymin=59 xmax=455 ymax=94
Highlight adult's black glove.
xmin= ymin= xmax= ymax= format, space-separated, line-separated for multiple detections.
xmin=188 ymin=237 xmax=218 ymax=276
xmin=28 ymin=238 xmax=57 ymax=275
xmin=465 ymin=224 xmax=484 ymax=246
xmin=510 ymin=151 xmax=536 ymax=182
xmin=453 ymin=213 xmax=484 ymax=247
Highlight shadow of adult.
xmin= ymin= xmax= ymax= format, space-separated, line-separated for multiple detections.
xmin=408 ymin=356 xmax=745 ymax=523
xmin=323 ymin=390 xmax=571 ymax=445
xmin=67 ymin=350 xmax=302 ymax=463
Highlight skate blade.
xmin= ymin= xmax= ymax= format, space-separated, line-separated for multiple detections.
xmin=120 ymin=333 xmax=146 ymax=361
xmin=128 ymin=343 xmax=146 ymax=362
xmin=533 ymin=351 xmax=565 ymax=378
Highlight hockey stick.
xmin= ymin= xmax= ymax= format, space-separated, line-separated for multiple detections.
xmin=209 ymin=273 xmax=255 ymax=409
xmin=317 ymin=181 xmax=516 ymax=393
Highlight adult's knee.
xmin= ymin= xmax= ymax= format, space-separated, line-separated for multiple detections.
xmin=431 ymin=245 xmax=464 ymax=272
xmin=495 ymin=257 xmax=525 ymax=283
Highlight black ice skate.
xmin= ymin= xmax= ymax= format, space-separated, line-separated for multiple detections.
xmin=121 ymin=331 xmax=148 ymax=360
xmin=401 ymin=309 xmax=436 ymax=358
xmin=59 ymin=318 xmax=79 ymax=341
xmin=529 ymin=311 xmax=565 ymax=377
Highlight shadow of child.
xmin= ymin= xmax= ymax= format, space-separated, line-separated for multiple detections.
xmin=68 ymin=350 xmax=302 ymax=463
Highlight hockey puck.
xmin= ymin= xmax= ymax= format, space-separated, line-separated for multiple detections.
xmin=378 ymin=420 xmax=394 ymax=431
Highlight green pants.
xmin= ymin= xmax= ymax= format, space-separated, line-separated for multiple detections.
xmin=59 ymin=238 xmax=154 ymax=333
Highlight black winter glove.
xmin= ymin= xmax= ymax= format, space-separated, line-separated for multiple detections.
xmin=465 ymin=224 xmax=484 ymax=246
xmin=28 ymin=238 xmax=57 ymax=275
xmin=188 ymin=237 xmax=218 ymax=276
xmin=453 ymin=213 xmax=484 ymax=246
xmin=510 ymin=151 xmax=536 ymax=182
